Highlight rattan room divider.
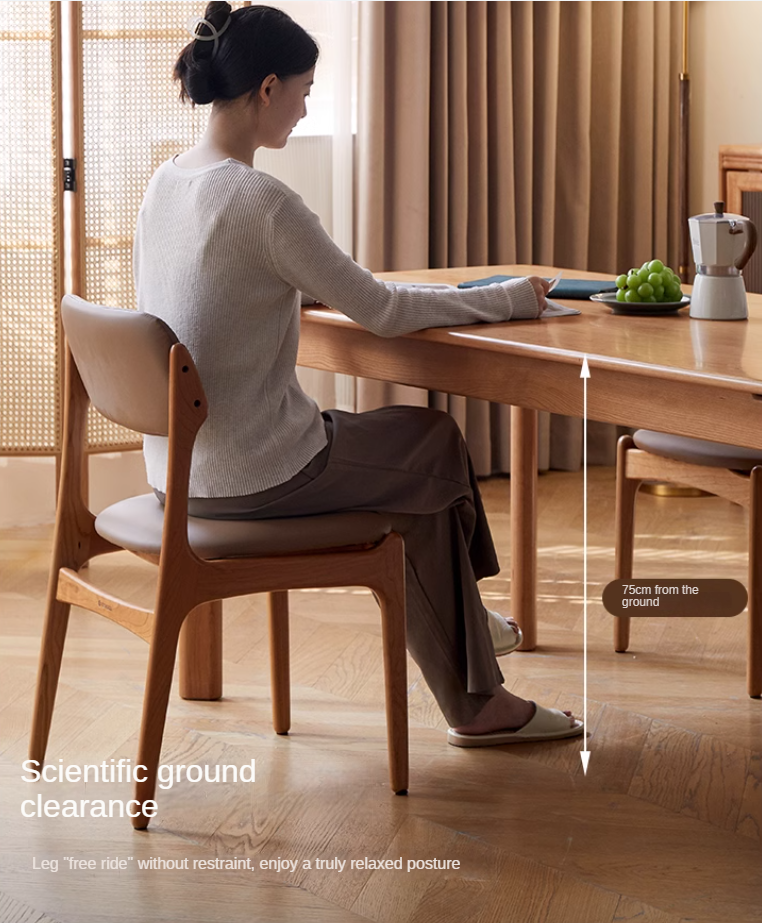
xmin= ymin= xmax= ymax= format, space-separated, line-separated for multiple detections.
xmin=1 ymin=1 xmax=248 ymax=464
xmin=1 ymin=2 xmax=64 ymax=457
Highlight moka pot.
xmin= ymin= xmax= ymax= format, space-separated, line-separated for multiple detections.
xmin=689 ymin=202 xmax=757 ymax=320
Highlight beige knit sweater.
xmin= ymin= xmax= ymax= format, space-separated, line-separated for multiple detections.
xmin=133 ymin=158 xmax=540 ymax=497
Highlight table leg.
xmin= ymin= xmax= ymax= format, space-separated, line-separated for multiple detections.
xmin=179 ymin=600 xmax=223 ymax=700
xmin=511 ymin=406 xmax=537 ymax=650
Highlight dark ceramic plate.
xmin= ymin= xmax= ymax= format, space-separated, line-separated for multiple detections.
xmin=590 ymin=292 xmax=690 ymax=316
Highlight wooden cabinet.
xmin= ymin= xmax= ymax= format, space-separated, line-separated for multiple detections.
xmin=719 ymin=145 xmax=762 ymax=294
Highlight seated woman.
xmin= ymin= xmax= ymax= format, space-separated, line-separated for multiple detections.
xmin=133 ymin=1 xmax=582 ymax=746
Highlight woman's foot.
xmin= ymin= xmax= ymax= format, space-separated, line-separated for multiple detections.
xmin=486 ymin=608 xmax=523 ymax=656
xmin=452 ymin=686 xmax=578 ymax=737
xmin=447 ymin=699 xmax=584 ymax=746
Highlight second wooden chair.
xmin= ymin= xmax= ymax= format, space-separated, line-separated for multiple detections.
xmin=614 ymin=430 xmax=762 ymax=697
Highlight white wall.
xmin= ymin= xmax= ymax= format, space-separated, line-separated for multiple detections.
xmin=0 ymin=452 xmax=151 ymax=528
xmin=690 ymin=1 xmax=762 ymax=213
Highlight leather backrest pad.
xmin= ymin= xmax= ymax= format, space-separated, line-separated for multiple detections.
xmin=61 ymin=295 xmax=179 ymax=436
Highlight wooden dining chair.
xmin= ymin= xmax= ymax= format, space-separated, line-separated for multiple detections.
xmin=29 ymin=295 xmax=408 ymax=829
xmin=614 ymin=431 xmax=762 ymax=697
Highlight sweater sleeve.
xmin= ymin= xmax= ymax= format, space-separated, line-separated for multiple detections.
xmin=266 ymin=189 xmax=541 ymax=338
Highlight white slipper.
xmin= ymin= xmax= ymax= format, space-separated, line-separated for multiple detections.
xmin=447 ymin=702 xmax=584 ymax=748
xmin=486 ymin=608 xmax=523 ymax=656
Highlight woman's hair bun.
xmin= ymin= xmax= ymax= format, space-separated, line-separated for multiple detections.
xmin=174 ymin=3 xmax=319 ymax=107
xmin=174 ymin=2 xmax=232 ymax=106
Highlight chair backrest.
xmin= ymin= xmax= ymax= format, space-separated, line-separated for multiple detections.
xmin=61 ymin=295 xmax=181 ymax=436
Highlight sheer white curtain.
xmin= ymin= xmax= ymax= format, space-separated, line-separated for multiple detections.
xmin=254 ymin=0 xmax=357 ymax=412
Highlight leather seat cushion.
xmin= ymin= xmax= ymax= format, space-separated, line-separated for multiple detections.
xmin=95 ymin=494 xmax=392 ymax=559
xmin=633 ymin=430 xmax=762 ymax=471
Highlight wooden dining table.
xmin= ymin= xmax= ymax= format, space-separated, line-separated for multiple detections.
xmin=295 ymin=263 xmax=762 ymax=651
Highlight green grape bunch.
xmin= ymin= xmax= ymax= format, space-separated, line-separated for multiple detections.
xmin=614 ymin=260 xmax=684 ymax=304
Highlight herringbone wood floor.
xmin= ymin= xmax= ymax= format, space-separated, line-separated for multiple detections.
xmin=1 ymin=468 xmax=760 ymax=923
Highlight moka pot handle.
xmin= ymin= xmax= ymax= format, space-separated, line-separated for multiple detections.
xmin=732 ymin=218 xmax=758 ymax=271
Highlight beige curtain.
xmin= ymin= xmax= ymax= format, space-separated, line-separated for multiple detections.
xmin=355 ymin=0 xmax=682 ymax=475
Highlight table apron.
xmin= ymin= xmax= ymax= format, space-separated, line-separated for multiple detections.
xmin=298 ymin=324 xmax=762 ymax=450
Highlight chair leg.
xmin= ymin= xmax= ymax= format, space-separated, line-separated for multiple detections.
xmin=748 ymin=467 xmax=762 ymax=697
xmin=614 ymin=436 xmax=640 ymax=653
xmin=268 ymin=591 xmax=290 ymax=735
xmin=375 ymin=533 xmax=409 ymax=795
xmin=179 ymin=600 xmax=223 ymax=701
xmin=132 ymin=601 xmax=189 ymax=830
xmin=29 ymin=584 xmax=71 ymax=767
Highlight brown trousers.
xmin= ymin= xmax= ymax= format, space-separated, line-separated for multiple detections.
xmin=179 ymin=407 xmax=505 ymax=726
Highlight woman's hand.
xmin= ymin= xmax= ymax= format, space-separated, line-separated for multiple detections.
xmin=527 ymin=276 xmax=551 ymax=315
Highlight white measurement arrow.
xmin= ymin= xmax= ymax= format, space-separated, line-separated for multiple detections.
xmin=580 ymin=356 xmax=591 ymax=775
